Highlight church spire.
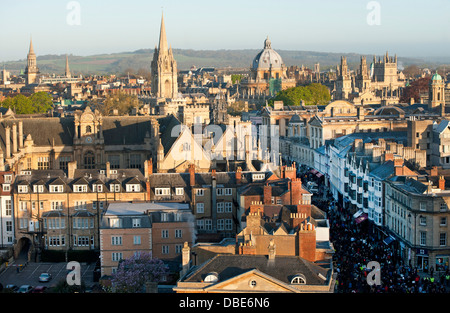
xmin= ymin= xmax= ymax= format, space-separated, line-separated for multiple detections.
xmin=65 ymin=54 xmax=71 ymax=78
xmin=29 ymin=37 xmax=35 ymax=55
xmin=158 ymin=13 xmax=168 ymax=52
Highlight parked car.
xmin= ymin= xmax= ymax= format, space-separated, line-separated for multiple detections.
xmin=17 ymin=285 xmax=33 ymax=293
xmin=5 ymin=284 xmax=19 ymax=292
xmin=32 ymin=286 xmax=47 ymax=293
xmin=39 ymin=273 xmax=52 ymax=282
xmin=307 ymin=181 xmax=319 ymax=193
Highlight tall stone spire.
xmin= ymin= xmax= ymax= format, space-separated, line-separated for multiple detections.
xmin=65 ymin=54 xmax=71 ymax=78
xmin=151 ymin=13 xmax=178 ymax=99
xmin=25 ymin=36 xmax=39 ymax=85
xmin=158 ymin=13 xmax=168 ymax=52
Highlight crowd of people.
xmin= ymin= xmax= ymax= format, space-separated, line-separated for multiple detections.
xmin=327 ymin=202 xmax=450 ymax=293
xmin=295 ymin=164 xmax=450 ymax=293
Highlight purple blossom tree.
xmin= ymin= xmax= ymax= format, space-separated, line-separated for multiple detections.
xmin=110 ymin=252 xmax=168 ymax=293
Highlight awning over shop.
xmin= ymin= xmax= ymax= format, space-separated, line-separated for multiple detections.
xmin=383 ymin=235 xmax=396 ymax=245
xmin=316 ymin=172 xmax=323 ymax=178
xmin=310 ymin=169 xmax=318 ymax=174
xmin=355 ymin=213 xmax=368 ymax=224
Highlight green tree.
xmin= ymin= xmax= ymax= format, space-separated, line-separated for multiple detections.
xmin=89 ymin=91 xmax=139 ymax=116
xmin=270 ymin=83 xmax=330 ymax=107
xmin=1 ymin=92 xmax=53 ymax=114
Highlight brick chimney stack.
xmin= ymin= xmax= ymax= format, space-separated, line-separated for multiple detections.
xmin=189 ymin=164 xmax=195 ymax=187
xmin=236 ymin=166 xmax=242 ymax=185
xmin=298 ymin=222 xmax=316 ymax=262
xmin=263 ymin=183 xmax=272 ymax=205
xmin=439 ymin=176 xmax=445 ymax=190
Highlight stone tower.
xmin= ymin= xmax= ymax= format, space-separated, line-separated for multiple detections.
xmin=335 ymin=56 xmax=351 ymax=100
xmin=65 ymin=54 xmax=71 ymax=78
xmin=429 ymin=71 xmax=445 ymax=112
xmin=25 ymin=38 xmax=39 ymax=85
xmin=151 ymin=14 xmax=178 ymax=99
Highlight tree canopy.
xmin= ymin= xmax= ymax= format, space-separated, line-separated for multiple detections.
xmin=269 ymin=83 xmax=331 ymax=107
xmin=110 ymin=253 xmax=168 ymax=293
xmin=399 ymin=77 xmax=430 ymax=104
xmin=89 ymin=91 xmax=139 ymax=116
xmin=0 ymin=92 xmax=53 ymax=114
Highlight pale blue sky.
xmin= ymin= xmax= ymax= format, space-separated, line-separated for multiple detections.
xmin=1 ymin=0 xmax=449 ymax=61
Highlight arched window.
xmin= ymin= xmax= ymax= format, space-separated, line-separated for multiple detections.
xmin=291 ymin=274 xmax=307 ymax=285
xmin=86 ymin=125 xmax=92 ymax=134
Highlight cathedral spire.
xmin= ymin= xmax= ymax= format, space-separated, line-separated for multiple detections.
xmin=158 ymin=13 xmax=168 ymax=52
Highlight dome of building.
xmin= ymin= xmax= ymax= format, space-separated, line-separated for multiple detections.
xmin=252 ymin=37 xmax=284 ymax=70
xmin=432 ymin=72 xmax=442 ymax=81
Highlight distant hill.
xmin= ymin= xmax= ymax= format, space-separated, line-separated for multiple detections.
xmin=0 ymin=48 xmax=444 ymax=77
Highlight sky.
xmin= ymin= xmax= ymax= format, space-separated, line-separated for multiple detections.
xmin=1 ymin=0 xmax=450 ymax=62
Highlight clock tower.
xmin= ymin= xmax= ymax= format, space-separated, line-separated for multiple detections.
xmin=73 ymin=106 xmax=104 ymax=169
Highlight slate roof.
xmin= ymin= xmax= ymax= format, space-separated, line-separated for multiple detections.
xmin=183 ymin=254 xmax=331 ymax=286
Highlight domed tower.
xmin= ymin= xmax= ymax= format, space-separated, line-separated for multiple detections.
xmin=428 ymin=71 xmax=445 ymax=112
xmin=241 ymin=37 xmax=294 ymax=97
xmin=251 ymin=36 xmax=287 ymax=81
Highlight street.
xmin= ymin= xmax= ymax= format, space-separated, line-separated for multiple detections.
xmin=0 ymin=261 xmax=96 ymax=291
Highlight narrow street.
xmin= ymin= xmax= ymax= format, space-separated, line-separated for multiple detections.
xmin=303 ymin=170 xmax=450 ymax=293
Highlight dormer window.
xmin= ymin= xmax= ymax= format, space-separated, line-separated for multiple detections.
xmin=4 ymin=175 xmax=12 ymax=183
xmin=92 ymin=184 xmax=103 ymax=192
xmin=18 ymin=185 xmax=28 ymax=193
xmin=2 ymin=184 xmax=10 ymax=192
xmin=73 ymin=185 xmax=88 ymax=192
xmin=110 ymin=184 xmax=121 ymax=192
xmin=33 ymin=185 xmax=44 ymax=193
xmin=50 ymin=185 xmax=64 ymax=193
xmin=126 ymin=184 xmax=141 ymax=192
xmin=291 ymin=274 xmax=306 ymax=285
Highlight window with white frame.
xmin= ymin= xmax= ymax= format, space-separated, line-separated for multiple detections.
xmin=74 ymin=201 xmax=87 ymax=210
xmin=225 ymin=219 xmax=233 ymax=230
xmin=133 ymin=236 xmax=141 ymax=245
xmin=440 ymin=233 xmax=447 ymax=246
xmin=18 ymin=185 xmax=28 ymax=193
xmin=196 ymin=203 xmax=204 ymax=214
xmin=4 ymin=174 xmax=12 ymax=183
xmin=33 ymin=185 xmax=44 ymax=193
xmin=110 ymin=184 xmax=121 ymax=192
xmin=132 ymin=218 xmax=141 ymax=227
xmin=111 ymin=236 xmax=122 ymax=245
xmin=5 ymin=200 xmax=11 ymax=216
xmin=205 ymin=219 xmax=212 ymax=231
xmin=2 ymin=184 xmax=10 ymax=191
xmin=126 ymin=184 xmax=141 ymax=192
xmin=73 ymin=185 xmax=88 ymax=193
xmin=195 ymin=189 xmax=204 ymax=196
xmin=162 ymin=229 xmax=169 ymax=238
xmin=92 ymin=184 xmax=103 ymax=192
xmin=51 ymin=201 xmax=64 ymax=211
xmin=175 ymin=229 xmax=182 ymax=238
xmin=175 ymin=188 xmax=184 ymax=196
xmin=109 ymin=218 xmax=122 ymax=228
xmin=162 ymin=245 xmax=169 ymax=254
xmin=112 ymin=252 xmax=123 ymax=262
xmin=155 ymin=188 xmax=170 ymax=196
xmin=46 ymin=218 xmax=65 ymax=229
xmin=50 ymin=185 xmax=64 ymax=193
xmin=48 ymin=235 xmax=65 ymax=247
xmin=420 ymin=231 xmax=427 ymax=246
xmin=19 ymin=201 xmax=27 ymax=211
xmin=217 ymin=219 xmax=224 ymax=230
